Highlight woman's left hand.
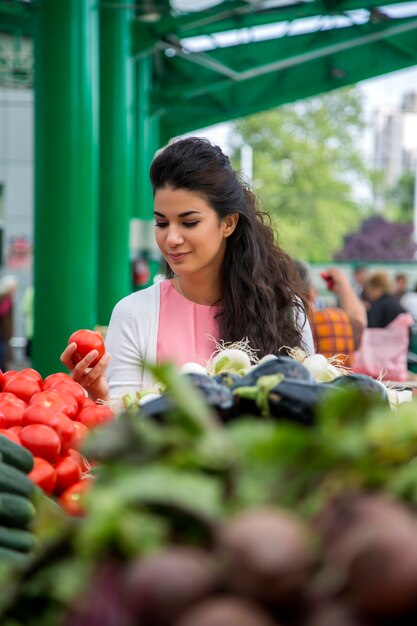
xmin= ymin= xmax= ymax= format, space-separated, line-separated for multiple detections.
xmin=60 ymin=343 xmax=111 ymax=403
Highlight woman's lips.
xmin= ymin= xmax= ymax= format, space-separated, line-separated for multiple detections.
xmin=168 ymin=252 xmax=190 ymax=263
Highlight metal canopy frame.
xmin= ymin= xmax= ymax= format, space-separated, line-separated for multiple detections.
xmin=2 ymin=0 xmax=417 ymax=136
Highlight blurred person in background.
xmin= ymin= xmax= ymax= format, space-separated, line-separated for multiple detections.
xmin=365 ymin=271 xmax=406 ymax=328
xmin=352 ymin=264 xmax=369 ymax=302
xmin=0 ymin=275 xmax=17 ymax=371
xmin=354 ymin=271 xmax=413 ymax=381
xmin=392 ymin=273 xmax=417 ymax=322
xmin=296 ymin=262 xmax=367 ymax=367
xmin=394 ymin=272 xmax=408 ymax=300
xmin=21 ymin=285 xmax=34 ymax=360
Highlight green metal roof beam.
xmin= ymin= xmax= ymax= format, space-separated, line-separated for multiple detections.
xmin=150 ymin=0 xmax=417 ymax=39
xmin=158 ymin=22 xmax=417 ymax=140
xmin=154 ymin=15 xmax=417 ymax=104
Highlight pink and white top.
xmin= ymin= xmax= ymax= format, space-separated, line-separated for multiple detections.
xmin=157 ymin=279 xmax=221 ymax=368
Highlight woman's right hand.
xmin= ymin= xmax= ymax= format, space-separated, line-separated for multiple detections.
xmin=60 ymin=343 xmax=111 ymax=403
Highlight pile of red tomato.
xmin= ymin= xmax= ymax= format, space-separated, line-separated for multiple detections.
xmin=0 ymin=367 xmax=114 ymax=515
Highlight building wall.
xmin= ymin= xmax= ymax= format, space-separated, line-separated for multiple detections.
xmin=373 ymin=91 xmax=417 ymax=194
xmin=0 ymin=87 xmax=33 ymax=344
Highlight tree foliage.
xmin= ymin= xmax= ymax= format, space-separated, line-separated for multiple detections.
xmin=386 ymin=171 xmax=416 ymax=222
xmin=335 ymin=216 xmax=417 ymax=261
xmin=229 ymin=87 xmax=369 ymax=261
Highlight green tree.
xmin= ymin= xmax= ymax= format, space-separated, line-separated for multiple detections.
xmin=229 ymin=87 xmax=369 ymax=261
xmin=386 ymin=171 xmax=415 ymax=222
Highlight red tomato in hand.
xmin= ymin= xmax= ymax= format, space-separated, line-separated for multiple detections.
xmin=28 ymin=457 xmax=57 ymax=494
xmin=20 ymin=424 xmax=61 ymax=463
xmin=68 ymin=329 xmax=105 ymax=367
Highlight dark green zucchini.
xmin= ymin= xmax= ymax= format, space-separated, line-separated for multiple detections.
xmin=0 ymin=462 xmax=35 ymax=497
xmin=0 ymin=493 xmax=36 ymax=529
xmin=0 ymin=435 xmax=34 ymax=474
xmin=0 ymin=525 xmax=36 ymax=552
xmin=0 ymin=545 xmax=31 ymax=565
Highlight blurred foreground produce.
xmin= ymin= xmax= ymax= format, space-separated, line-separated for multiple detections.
xmin=0 ymin=435 xmax=37 ymax=564
xmin=1 ymin=360 xmax=417 ymax=625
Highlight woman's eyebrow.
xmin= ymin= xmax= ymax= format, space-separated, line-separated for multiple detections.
xmin=153 ymin=210 xmax=202 ymax=218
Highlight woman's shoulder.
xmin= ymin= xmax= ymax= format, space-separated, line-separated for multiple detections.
xmin=112 ymin=281 xmax=162 ymax=315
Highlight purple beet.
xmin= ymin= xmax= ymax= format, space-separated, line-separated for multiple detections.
xmin=318 ymin=494 xmax=417 ymax=618
xmin=173 ymin=596 xmax=279 ymax=626
xmin=123 ymin=546 xmax=216 ymax=626
xmin=215 ymin=508 xmax=316 ymax=607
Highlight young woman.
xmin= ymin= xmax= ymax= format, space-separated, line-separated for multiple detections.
xmin=61 ymin=137 xmax=314 ymax=402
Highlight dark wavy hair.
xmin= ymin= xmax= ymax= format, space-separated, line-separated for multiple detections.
xmin=149 ymin=136 xmax=308 ymax=356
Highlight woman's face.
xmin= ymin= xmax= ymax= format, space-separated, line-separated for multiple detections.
xmin=154 ymin=186 xmax=237 ymax=277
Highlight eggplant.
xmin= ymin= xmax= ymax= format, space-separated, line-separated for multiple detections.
xmin=325 ymin=373 xmax=388 ymax=402
xmin=185 ymin=373 xmax=237 ymax=420
xmin=267 ymin=379 xmax=329 ymax=426
xmin=140 ymin=394 xmax=173 ymax=421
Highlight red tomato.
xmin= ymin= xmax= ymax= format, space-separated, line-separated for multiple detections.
xmin=0 ymin=399 xmax=26 ymax=427
xmin=55 ymin=413 xmax=76 ymax=453
xmin=77 ymin=404 xmax=114 ymax=429
xmin=0 ymin=392 xmax=27 ymax=405
xmin=49 ymin=380 xmax=86 ymax=412
xmin=29 ymin=389 xmax=77 ymax=419
xmin=8 ymin=425 xmax=22 ymax=437
xmin=0 ymin=411 xmax=5 ymax=429
xmin=67 ymin=448 xmax=90 ymax=474
xmin=28 ymin=457 xmax=57 ymax=494
xmin=22 ymin=404 xmax=60 ymax=429
xmin=43 ymin=372 xmax=73 ymax=389
xmin=20 ymin=424 xmax=61 ymax=463
xmin=3 ymin=374 xmax=42 ymax=404
xmin=54 ymin=455 xmax=82 ymax=495
xmin=18 ymin=368 xmax=43 ymax=386
xmin=0 ymin=370 xmax=18 ymax=389
xmin=70 ymin=421 xmax=90 ymax=450
xmin=58 ymin=478 xmax=92 ymax=516
xmin=68 ymin=329 xmax=105 ymax=367
xmin=82 ymin=397 xmax=96 ymax=409
xmin=0 ymin=428 xmax=20 ymax=444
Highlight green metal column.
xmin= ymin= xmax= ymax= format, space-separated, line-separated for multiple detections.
xmin=134 ymin=54 xmax=154 ymax=221
xmin=131 ymin=53 xmax=161 ymax=289
xmin=34 ymin=0 xmax=98 ymax=376
xmin=97 ymin=2 xmax=133 ymax=324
